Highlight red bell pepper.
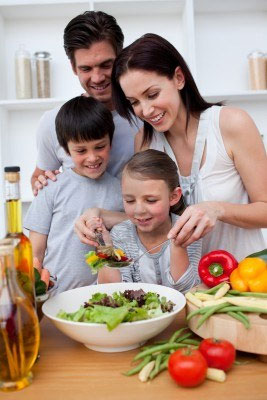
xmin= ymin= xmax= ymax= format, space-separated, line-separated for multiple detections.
xmin=198 ymin=250 xmax=238 ymax=288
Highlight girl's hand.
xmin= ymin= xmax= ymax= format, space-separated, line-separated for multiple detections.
xmin=74 ymin=208 xmax=102 ymax=246
xmin=168 ymin=202 xmax=224 ymax=247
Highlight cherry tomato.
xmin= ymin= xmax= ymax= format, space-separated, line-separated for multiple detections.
xmin=120 ymin=256 xmax=129 ymax=261
xmin=168 ymin=348 xmax=207 ymax=387
xmin=199 ymin=338 xmax=236 ymax=371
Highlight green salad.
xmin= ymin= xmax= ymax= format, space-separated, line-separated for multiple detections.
xmin=57 ymin=289 xmax=175 ymax=331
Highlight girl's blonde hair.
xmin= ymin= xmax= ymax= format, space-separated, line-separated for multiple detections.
xmin=123 ymin=149 xmax=185 ymax=214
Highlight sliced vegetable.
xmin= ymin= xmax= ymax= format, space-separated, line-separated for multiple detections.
xmin=198 ymin=250 xmax=238 ymax=288
xmin=85 ymin=248 xmax=131 ymax=274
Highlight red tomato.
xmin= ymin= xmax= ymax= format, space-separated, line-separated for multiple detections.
xmin=168 ymin=348 xmax=207 ymax=387
xmin=199 ymin=338 xmax=236 ymax=371
xmin=120 ymin=256 xmax=128 ymax=261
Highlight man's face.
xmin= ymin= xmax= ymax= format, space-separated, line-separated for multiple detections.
xmin=72 ymin=41 xmax=116 ymax=110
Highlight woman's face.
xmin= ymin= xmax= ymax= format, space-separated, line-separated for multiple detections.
xmin=119 ymin=69 xmax=184 ymax=132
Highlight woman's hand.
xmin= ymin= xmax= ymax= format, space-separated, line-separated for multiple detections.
xmin=168 ymin=202 xmax=224 ymax=247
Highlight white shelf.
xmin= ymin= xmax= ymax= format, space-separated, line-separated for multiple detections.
xmin=0 ymin=98 xmax=66 ymax=110
xmin=204 ymin=90 xmax=267 ymax=103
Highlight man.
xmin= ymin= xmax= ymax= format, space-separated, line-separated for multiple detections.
xmin=31 ymin=11 xmax=140 ymax=195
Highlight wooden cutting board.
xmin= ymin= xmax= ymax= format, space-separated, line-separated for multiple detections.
xmin=186 ymin=286 xmax=267 ymax=357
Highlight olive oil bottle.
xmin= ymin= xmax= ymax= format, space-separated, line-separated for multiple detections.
xmin=4 ymin=167 xmax=35 ymax=307
xmin=0 ymin=239 xmax=40 ymax=392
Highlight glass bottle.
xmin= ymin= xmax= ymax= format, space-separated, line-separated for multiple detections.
xmin=0 ymin=239 xmax=40 ymax=392
xmin=15 ymin=44 xmax=32 ymax=99
xmin=4 ymin=166 xmax=35 ymax=308
xmin=34 ymin=51 xmax=51 ymax=98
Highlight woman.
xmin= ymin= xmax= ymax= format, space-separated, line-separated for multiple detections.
xmin=110 ymin=33 xmax=267 ymax=260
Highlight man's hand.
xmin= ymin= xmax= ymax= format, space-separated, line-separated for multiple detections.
xmin=31 ymin=167 xmax=60 ymax=196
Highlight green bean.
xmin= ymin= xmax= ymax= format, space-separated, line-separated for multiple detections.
xmin=149 ymin=356 xmax=169 ymax=380
xmin=196 ymin=283 xmax=225 ymax=294
xmin=133 ymin=343 xmax=189 ymax=361
xmin=186 ymin=304 xmax=226 ymax=321
xmin=196 ymin=303 xmax=231 ymax=329
xmin=168 ymin=327 xmax=188 ymax=343
xmin=124 ymin=355 xmax=152 ymax=376
xmin=236 ymin=311 xmax=251 ymax=328
xmin=218 ymin=305 xmax=267 ymax=314
xmin=180 ymin=339 xmax=201 ymax=346
xmin=175 ymin=332 xmax=193 ymax=343
xmin=227 ymin=311 xmax=250 ymax=329
xmin=228 ymin=290 xmax=267 ymax=298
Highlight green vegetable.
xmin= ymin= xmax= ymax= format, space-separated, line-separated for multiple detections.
xmin=34 ymin=267 xmax=47 ymax=296
xmin=124 ymin=356 xmax=152 ymax=376
xmin=57 ymin=290 xmax=175 ymax=331
xmin=246 ymin=248 xmax=267 ymax=262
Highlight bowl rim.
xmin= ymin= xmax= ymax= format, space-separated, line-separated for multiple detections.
xmin=42 ymin=282 xmax=186 ymax=328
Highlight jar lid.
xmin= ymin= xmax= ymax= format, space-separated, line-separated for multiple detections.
xmin=4 ymin=166 xmax=20 ymax=172
xmin=34 ymin=51 xmax=51 ymax=59
xmin=247 ymin=51 xmax=265 ymax=58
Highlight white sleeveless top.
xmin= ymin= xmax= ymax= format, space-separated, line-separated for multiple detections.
xmin=150 ymin=105 xmax=266 ymax=261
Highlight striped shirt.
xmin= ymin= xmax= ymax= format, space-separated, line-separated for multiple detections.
xmin=110 ymin=214 xmax=201 ymax=293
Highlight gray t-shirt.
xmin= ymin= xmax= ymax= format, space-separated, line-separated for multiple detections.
xmin=24 ymin=169 xmax=123 ymax=294
xmin=36 ymin=106 xmax=141 ymax=178
xmin=110 ymin=215 xmax=201 ymax=293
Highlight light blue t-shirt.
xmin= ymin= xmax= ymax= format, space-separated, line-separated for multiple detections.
xmin=24 ymin=169 xmax=123 ymax=294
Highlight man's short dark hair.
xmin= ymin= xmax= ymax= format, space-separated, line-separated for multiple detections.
xmin=63 ymin=11 xmax=124 ymax=65
xmin=55 ymin=96 xmax=114 ymax=154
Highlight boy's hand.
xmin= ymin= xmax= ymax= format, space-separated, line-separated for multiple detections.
xmin=33 ymin=170 xmax=60 ymax=196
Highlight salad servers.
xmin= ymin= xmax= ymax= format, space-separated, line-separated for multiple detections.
xmin=95 ymin=230 xmax=170 ymax=268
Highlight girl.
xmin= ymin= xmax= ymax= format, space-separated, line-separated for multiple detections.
xmin=96 ymin=149 xmax=201 ymax=293
xmin=111 ymin=33 xmax=267 ymax=261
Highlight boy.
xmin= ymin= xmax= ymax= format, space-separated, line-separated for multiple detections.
xmin=24 ymin=96 xmax=123 ymax=294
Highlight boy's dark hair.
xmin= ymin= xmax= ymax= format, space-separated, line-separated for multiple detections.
xmin=123 ymin=149 xmax=185 ymax=215
xmin=55 ymin=96 xmax=114 ymax=154
xmin=112 ymin=33 xmax=222 ymax=146
xmin=64 ymin=11 xmax=124 ymax=65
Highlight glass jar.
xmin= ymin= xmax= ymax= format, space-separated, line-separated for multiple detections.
xmin=34 ymin=51 xmax=51 ymax=98
xmin=247 ymin=51 xmax=267 ymax=90
xmin=0 ymin=239 xmax=40 ymax=392
xmin=14 ymin=44 xmax=32 ymax=99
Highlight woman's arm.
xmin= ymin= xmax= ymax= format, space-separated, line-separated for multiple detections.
xmin=169 ymin=107 xmax=267 ymax=247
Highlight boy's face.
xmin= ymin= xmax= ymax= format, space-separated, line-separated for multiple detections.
xmin=68 ymin=135 xmax=111 ymax=179
xmin=72 ymin=40 xmax=116 ymax=111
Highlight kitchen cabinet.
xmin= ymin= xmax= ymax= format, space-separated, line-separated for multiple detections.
xmin=1 ymin=0 xmax=267 ymax=241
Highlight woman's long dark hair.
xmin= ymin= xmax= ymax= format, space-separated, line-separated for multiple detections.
xmin=112 ymin=33 xmax=221 ymax=146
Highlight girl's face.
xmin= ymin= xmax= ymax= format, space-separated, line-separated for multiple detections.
xmin=119 ymin=68 xmax=185 ymax=133
xmin=121 ymin=171 xmax=181 ymax=235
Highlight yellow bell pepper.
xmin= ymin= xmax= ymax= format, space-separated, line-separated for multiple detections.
xmin=230 ymin=257 xmax=267 ymax=293
xmin=86 ymin=253 xmax=99 ymax=264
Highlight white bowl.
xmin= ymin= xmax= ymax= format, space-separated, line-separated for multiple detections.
xmin=42 ymin=282 xmax=186 ymax=353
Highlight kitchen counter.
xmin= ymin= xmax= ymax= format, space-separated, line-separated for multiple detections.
xmin=10 ymin=311 xmax=267 ymax=400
